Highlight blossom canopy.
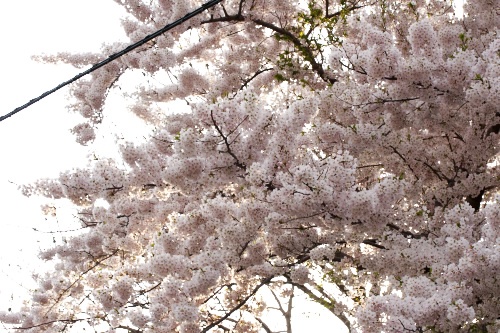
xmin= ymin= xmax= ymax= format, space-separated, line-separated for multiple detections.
xmin=3 ymin=0 xmax=500 ymax=332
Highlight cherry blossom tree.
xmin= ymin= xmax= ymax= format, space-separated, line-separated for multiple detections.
xmin=2 ymin=0 xmax=500 ymax=331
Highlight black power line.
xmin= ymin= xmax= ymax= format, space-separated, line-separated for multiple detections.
xmin=0 ymin=0 xmax=224 ymax=122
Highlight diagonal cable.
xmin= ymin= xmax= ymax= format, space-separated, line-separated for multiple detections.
xmin=0 ymin=0 xmax=224 ymax=122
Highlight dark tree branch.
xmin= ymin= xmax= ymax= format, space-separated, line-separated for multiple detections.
xmin=238 ymin=68 xmax=274 ymax=93
xmin=239 ymin=240 xmax=252 ymax=257
xmin=201 ymin=276 xmax=274 ymax=332
xmin=357 ymin=163 xmax=384 ymax=169
xmin=389 ymin=145 xmax=419 ymax=179
xmin=268 ymin=287 xmax=286 ymax=314
xmin=139 ymin=281 xmax=162 ymax=295
xmin=210 ymin=110 xmax=247 ymax=169
xmin=387 ymin=223 xmax=429 ymax=239
xmin=351 ymin=97 xmax=419 ymax=107
xmin=325 ymin=2 xmax=367 ymax=18
xmin=255 ymin=317 xmax=272 ymax=333
xmin=362 ymin=239 xmax=387 ymax=250
xmin=13 ymin=318 xmax=91 ymax=330
xmin=117 ymin=325 xmax=143 ymax=333
xmin=419 ymin=160 xmax=445 ymax=182
xmin=202 ymin=283 xmax=237 ymax=304
xmin=201 ymin=14 xmax=337 ymax=84
xmin=32 ymin=227 xmax=84 ymax=234
xmin=251 ymin=18 xmax=336 ymax=84
xmin=284 ymin=276 xmax=351 ymax=332
xmin=44 ymin=250 xmax=120 ymax=316
xmin=237 ymin=0 xmax=245 ymax=16
xmin=267 ymin=284 xmax=294 ymax=333
xmin=285 ymin=286 xmax=294 ymax=333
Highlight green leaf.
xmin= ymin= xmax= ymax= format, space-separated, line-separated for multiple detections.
xmin=274 ymin=73 xmax=287 ymax=82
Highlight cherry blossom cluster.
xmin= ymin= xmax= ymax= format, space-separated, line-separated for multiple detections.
xmin=7 ymin=0 xmax=500 ymax=332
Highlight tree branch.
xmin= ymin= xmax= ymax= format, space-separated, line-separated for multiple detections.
xmin=201 ymin=276 xmax=274 ymax=332
xmin=210 ymin=110 xmax=247 ymax=170
xmin=238 ymin=67 xmax=274 ymax=93
xmin=389 ymin=145 xmax=419 ymax=179
xmin=284 ymin=276 xmax=351 ymax=332
xmin=44 ymin=249 xmax=120 ymax=316
xmin=13 ymin=318 xmax=94 ymax=330
xmin=387 ymin=223 xmax=429 ymax=239
xmin=201 ymin=14 xmax=336 ymax=84
xmin=251 ymin=18 xmax=336 ymax=84
xmin=117 ymin=325 xmax=143 ymax=333
xmin=255 ymin=317 xmax=272 ymax=333
xmin=362 ymin=239 xmax=387 ymax=250
xmin=325 ymin=2 xmax=367 ymax=18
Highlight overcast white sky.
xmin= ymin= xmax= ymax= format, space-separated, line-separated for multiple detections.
xmin=0 ymin=0 xmax=129 ymax=317
xmin=0 ymin=1 xmax=347 ymax=331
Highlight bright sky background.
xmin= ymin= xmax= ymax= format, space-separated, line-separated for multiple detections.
xmin=0 ymin=0 xmax=128 ymax=315
xmin=0 ymin=0 xmax=347 ymax=331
